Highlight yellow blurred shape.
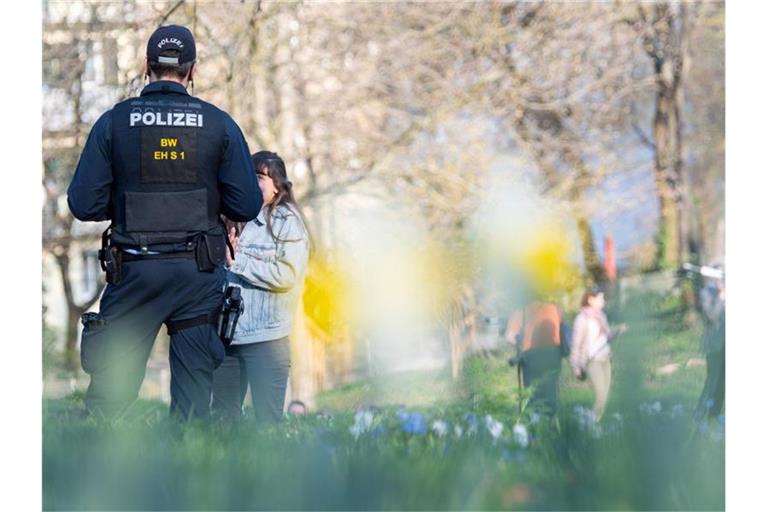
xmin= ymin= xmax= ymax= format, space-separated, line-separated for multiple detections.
xmin=301 ymin=254 xmax=351 ymax=342
xmin=514 ymin=223 xmax=580 ymax=297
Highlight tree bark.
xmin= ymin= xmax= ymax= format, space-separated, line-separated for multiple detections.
xmin=644 ymin=2 xmax=690 ymax=269
xmin=514 ymin=113 xmax=607 ymax=285
xmin=53 ymin=241 xmax=105 ymax=373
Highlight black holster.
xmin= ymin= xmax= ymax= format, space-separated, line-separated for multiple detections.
xmin=164 ymin=287 xmax=242 ymax=348
xmin=218 ymin=286 xmax=244 ymax=346
xmin=98 ymin=228 xmax=123 ymax=285
xmin=195 ymin=233 xmax=227 ymax=272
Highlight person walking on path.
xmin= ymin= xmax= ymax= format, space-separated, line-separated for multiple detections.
xmin=569 ymin=287 xmax=626 ymax=422
xmin=694 ymin=272 xmax=725 ymax=421
xmin=506 ymin=300 xmax=570 ymax=416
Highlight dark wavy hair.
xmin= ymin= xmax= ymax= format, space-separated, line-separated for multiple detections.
xmin=580 ymin=286 xmax=604 ymax=308
xmin=252 ymin=151 xmax=313 ymax=252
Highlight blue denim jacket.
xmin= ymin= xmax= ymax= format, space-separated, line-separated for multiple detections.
xmin=227 ymin=204 xmax=309 ymax=344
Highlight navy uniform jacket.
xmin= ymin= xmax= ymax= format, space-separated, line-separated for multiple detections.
xmin=67 ymin=81 xmax=260 ymax=226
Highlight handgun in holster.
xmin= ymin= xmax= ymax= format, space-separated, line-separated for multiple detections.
xmin=218 ymin=286 xmax=244 ymax=346
xmin=98 ymin=227 xmax=123 ymax=285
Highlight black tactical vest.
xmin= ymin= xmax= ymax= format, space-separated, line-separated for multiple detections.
xmin=108 ymin=84 xmax=225 ymax=247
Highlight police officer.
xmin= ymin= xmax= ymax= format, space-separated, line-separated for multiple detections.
xmin=67 ymin=25 xmax=262 ymax=419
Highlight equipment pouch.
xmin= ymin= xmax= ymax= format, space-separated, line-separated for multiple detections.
xmin=80 ymin=312 xmax=108 ymax=375
xmin=195 ymin=233 xmax=227 ymax=272
xmin=107 ymin=247 xmax=123 ymax=285
xmin=98 ymin=228 xmax=123 ymax=285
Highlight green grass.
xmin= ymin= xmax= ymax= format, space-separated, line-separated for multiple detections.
xmin=43 ymin=292 xmax=724 ymax=510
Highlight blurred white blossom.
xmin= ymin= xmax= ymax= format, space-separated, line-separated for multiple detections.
xmin=513 ymin=423 xmax=529 ymax=448
xmin=484 ymin=415 xmax=504 ymax=440
xmin=431 ymin=420 xmax=449 ymax=437
xmin=349 ymin=409 xmax=374 ymax=438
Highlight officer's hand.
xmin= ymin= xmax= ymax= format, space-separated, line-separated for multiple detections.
xmin=226 ymin=226 xmax=238 ymax=267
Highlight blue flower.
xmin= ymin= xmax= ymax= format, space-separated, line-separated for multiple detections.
xmin=463 ymin=413 xmax=479 ymax=434
xmin=401 ymin=412 xmax=427 ymax=435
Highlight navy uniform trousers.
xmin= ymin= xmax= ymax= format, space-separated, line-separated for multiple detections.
xmin=81 ymin=256 xmax=225 ymax=419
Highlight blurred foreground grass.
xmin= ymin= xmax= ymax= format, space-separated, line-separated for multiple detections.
xmin=44 ymin=292 xmax=724 ymax=510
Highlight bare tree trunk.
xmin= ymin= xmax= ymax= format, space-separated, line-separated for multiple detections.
xmin=514 ymin=114 xmax=607 ymax=285
xmin=652 ymin=82 xmax=684 ymax=268
xmin=575 ymin=210 xmax=607 ymax=285
xmin=65 ymin=308 xmax=81 ymax=372
xmin=643 ymin=2 xmax=690 ymax=269
xmin=53 ymin=239 xmax=104 ymax=372
xmin=447 ymin=284 xmax=478 ymax=381
xmin=53 ymin=250 xmax=80 ymax=371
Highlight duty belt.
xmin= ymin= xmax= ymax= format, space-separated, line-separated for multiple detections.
xmin=117 ymin=240 xmax=196 ymax=261
xmin=120 ymin=241 xmax=195 ymax=253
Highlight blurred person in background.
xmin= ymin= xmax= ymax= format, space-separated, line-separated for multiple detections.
xmin=212 ymin=151 xmax=311 ymax=422
xmin=287 ymin=400 xmax=308 ymax=416
xmin=506 ymin=299 xmax=570 ymax=416
xmin=694 ymin=266 xmax=725 ymax=422
xmin=569 ymin=287 xmax=627 ymax=422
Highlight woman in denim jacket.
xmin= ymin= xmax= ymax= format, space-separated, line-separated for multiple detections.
xmin=212 ymin=151 xmax=311 ymax=422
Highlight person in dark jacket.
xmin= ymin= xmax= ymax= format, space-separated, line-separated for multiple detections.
xmin=694 ymin=273 xmax=725 ymax=421
xmin=506 ymin=301 xmax=569 ymax=416
xmin=67 ymin=25 xmax=262 ymax=419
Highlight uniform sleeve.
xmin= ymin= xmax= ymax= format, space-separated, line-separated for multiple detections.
xmin=229 ymin=215 xmax=309 ymax=292
xmin=67 ymin=111 xmax=113 ymax=221
xmin=218 ymin=113 xmax=262 ymax=222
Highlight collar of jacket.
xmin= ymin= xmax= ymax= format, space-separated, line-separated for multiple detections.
xmin=255 ymin=207 xmax=266 ymax=226
xmin=140 ymin=80 xmax=189 ymax=96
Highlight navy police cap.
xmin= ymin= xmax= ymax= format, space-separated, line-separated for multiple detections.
xmin=147 ymin=25 xmax=196 ymax=65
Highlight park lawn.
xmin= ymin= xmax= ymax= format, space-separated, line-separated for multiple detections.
xmin=43 ymin=294 xmax=723 ymax=510
xmin=317 ymin=292 xmax=708 ymax=416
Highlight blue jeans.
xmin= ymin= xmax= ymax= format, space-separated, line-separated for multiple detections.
xmin=211 ymin=337 xmax=291 ymax=422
